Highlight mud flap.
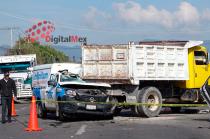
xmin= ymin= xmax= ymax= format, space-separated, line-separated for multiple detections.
xmin=56 ymin=103 xmax=59 ymax=117
xmin=200 ymin=77 xmax=210 ymax=108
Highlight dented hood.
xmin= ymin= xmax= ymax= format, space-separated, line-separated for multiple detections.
xmin=59 ymin=81 xmax=111 ymax=88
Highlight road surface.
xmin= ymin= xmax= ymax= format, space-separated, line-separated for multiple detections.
xmin=0 ymin=103 xmax=210 ymax=139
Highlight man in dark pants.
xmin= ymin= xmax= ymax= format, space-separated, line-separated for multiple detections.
xmin=0 ymin=71 xmax=17 ymax=124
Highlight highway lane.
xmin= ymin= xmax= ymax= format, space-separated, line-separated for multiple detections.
xmin=0 ymin=103 xmax=210 ymax=139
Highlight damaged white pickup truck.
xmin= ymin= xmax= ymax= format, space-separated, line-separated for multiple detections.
xmin=32 ymin=63 xmax=114 ymax=120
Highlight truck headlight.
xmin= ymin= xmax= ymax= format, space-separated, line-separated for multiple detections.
xmin=65 ymin=90 xmax=77 ymax=97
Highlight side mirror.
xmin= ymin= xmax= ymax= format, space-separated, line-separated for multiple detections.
xmin=48 ymin=81 xmax=57 ymax=87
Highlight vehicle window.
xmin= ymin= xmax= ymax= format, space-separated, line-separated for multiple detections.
xmin=56 ymin=75 xmax=59 ymax=82
xmin=12 ymin=78 xmax=24 ymax=84
xmin=49 ymin=74 xmax=57 ymax=82
xmin=60 ymin=74 xmax=80 ymax=82
xmin=194 ymin=51 xmax=207 ymax=65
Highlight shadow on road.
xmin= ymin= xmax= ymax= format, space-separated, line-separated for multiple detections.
xmin=37 ymin=107 xmax=210 ymax=128
xmin=49 ymin=112 xmax=113 ymax=121
xmin=116 ymin=107 xmax=204 ymax=117
xmin=45 ymin=113 xmax=115 ymax=128
xmin=160 ymin=107 xmax=205 ymax=114
xmin=192 ymin=118 xmax=210 ymax=122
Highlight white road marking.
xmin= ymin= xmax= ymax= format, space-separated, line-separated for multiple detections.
xmin=75 ymin=124 xmax=87 ymax=136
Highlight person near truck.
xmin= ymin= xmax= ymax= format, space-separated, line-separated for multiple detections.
xmin=0 ymin=71 xmax=17 ymax=124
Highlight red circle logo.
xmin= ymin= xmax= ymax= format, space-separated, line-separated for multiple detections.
xmin=25 ymin=20 xmax=55 ymax=43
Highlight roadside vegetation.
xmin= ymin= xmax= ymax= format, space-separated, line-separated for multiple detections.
xmin=5 ymin=38 xmax=70 ymax=64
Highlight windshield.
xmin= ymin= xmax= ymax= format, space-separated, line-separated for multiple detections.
xmin=60 ymin=74 xmax=83 ymax=82
xmin=0 ymin=62 xmax=32 ymax=74
xmin=12 ymin=78 xmax=24 ymax=84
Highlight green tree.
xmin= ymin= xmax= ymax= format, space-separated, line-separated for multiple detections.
xmin=6 ymin=38 xmax=70 ymax=64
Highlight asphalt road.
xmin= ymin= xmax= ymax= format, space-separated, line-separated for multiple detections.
xmin=0 ymin=103 xmax=210 ymax=139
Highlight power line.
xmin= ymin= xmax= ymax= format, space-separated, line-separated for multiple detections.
xmin=0 ymin=11 xmax=34 ymax=23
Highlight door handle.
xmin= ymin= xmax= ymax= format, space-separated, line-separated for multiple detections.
xmin=195 ymin=73 xmax=197 ymax=77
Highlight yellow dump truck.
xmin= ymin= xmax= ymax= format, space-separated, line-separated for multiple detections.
xmin=81 ymin=41 xmax=210 ymax=117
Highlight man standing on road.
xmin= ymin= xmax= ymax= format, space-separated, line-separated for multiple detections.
xmin=0 ymin=71 xmax=17 ymax=124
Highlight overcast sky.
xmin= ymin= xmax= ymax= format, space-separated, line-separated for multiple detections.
xmin=0 ymin=0 xmax=210 ymax=46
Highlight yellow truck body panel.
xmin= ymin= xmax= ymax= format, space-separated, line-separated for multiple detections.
xmin=176 ymin=46 xmax=210 ymax=89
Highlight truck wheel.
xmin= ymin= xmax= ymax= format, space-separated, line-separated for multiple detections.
xmin=134 ymin=87 xmax=162 ymax=117
xmin=36 ymin=102 xmax=47 ymax=118
xmin=57 ymin=102 xmax=65 ymax=121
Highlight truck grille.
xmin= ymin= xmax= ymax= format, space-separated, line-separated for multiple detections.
xmin=77 ymin=95 xmax=108 ymax=103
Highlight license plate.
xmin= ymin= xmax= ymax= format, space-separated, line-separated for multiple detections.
xmin=86 ymin=105 xmax=96 ymax=110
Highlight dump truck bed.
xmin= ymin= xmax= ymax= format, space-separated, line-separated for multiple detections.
xmin=81 ymin=41 xmax=203 ymax=85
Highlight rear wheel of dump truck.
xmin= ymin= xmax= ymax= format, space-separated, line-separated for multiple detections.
xmin=133 ymin=87 xmax=162 ymax=117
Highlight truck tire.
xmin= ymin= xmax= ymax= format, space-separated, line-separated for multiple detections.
xmin=134 ymin=87 xmax=162 ymax=117
xmin=36 ymin=102 xmax=47 ymax=118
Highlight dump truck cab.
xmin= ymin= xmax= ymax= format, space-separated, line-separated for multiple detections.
xmin=190 ymin=46 xmax=210 ymax=88
xmin=176 ymin=45 xmax=210 ymax=89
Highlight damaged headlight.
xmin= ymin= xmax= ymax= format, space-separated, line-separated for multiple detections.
xmin=65 ymin=89 xmax=77 ymax=98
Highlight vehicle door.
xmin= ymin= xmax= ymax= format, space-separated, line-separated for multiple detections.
xmin=45 ymin=74 xmax=58 ymax=110
xmin=194 ymin=51 xmax=209 ymax=88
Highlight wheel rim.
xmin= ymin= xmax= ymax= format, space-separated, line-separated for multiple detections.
xmin=146 ymin=93 xmax=160 ymax=111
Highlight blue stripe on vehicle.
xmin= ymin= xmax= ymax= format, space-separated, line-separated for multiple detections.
xmin=33 ymin=87 xmax=41 ymax=99
xmin=56 ymin=84 xmax=65 ymax=98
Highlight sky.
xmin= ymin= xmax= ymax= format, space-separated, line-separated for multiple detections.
xmin=0 ymin=0 xmax=210 ymax=47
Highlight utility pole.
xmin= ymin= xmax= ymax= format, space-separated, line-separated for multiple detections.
xmin=0 ymin=27 xmax=19 ymax=48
